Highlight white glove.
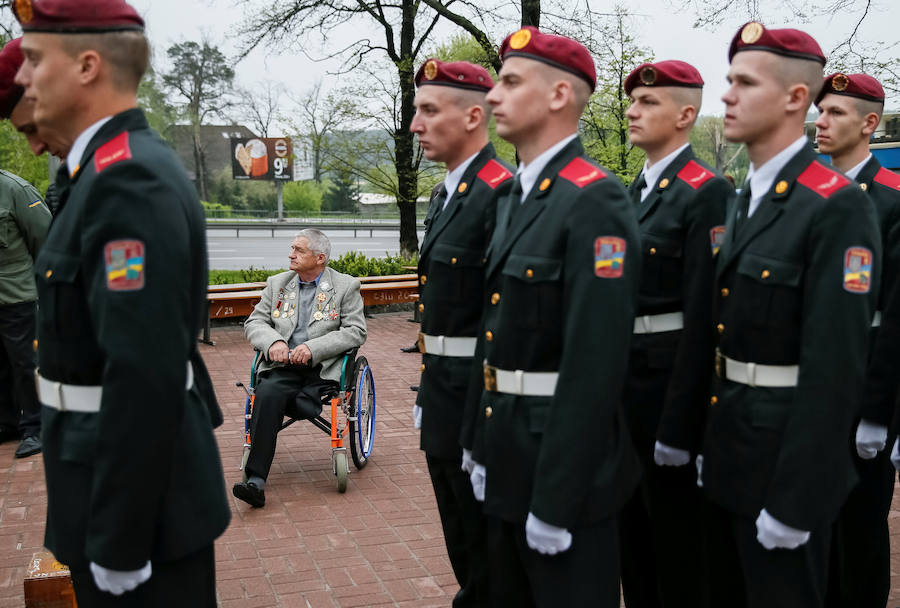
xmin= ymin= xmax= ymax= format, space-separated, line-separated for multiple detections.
xmin=891 ymin=437 xmax=900 ymax=471
xmin=461 ymin=448 xmax=475 ymax=474
xmin=412 ymin=404 xmax=422 ymax=430
xmin=855 ymin=419 xmax=888 ymax=460
xmin=525 ymin=512 xmax=572 ymax=555
xmin=90 ymin=561 xmax=152 ymax=596
xmin=470 ymin=463 xmax=486 ymax=502
xmin=654 ymin=441 xmax=691 ymax=466
xmin=695 ymin=454 xmax=704 ymax=487
xmin=755 ymin=509 xmax=810 ymax=550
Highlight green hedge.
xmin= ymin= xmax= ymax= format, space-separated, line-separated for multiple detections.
xmin=208 ymin=251 xmax=417 ymax=285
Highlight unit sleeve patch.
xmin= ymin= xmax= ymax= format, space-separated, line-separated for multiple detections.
xmin=560 ymin=157 xmax=607 ymax=188
xmin=677 ymin=160 xmax=715 ymax=190
xmin=594 ymin=236 xmax=626 ymax=278
xmin=710 ymin=225 xmax=726 ymax=255
xmin=105 ymin=239 xmax=145 ymax=291
xmin=476 ymin=159 xmax=514 ymax=189
xmin=873 ymin=168 xmax=900 ymax=192
xmin=94 ymin=132 xmax=133 ymax=174
xmin=797 ymin=162 xmax=850 ymax=199
xmin=843 ymin=246 xmax=872 ymax=294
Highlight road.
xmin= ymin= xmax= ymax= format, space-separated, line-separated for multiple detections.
xmin=207 ymin=228 xmax=425 ymax=270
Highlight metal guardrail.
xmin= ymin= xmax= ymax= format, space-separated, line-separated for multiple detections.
xmin=206 ymin=218 xmax=426 ymax=237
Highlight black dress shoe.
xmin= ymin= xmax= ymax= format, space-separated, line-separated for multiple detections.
xmin=0 ymin=427 xmax=21 ymax=445
xmin=14 ymin=435 xmax=41 ymax=459
xmin=232 ymin=480 xmax=265 ymax=508
xmin=400 ymin=343 xmax=420 ymax=353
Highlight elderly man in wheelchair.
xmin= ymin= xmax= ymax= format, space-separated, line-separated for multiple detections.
xmin=233 ymin=229 xmax=367 ymax=507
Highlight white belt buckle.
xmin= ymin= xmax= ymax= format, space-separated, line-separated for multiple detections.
xmin=53 ymin=380 xmax=66 ymax=412
xmin=641 ymin=315 xmax=652 ymax=333
xmin=746 ymin=362 xmax=757 ymax=388
xmin=437 ymin=335 xmax=446 ymax=357
xmin=514 ymin=370 xmax=525 ymax=395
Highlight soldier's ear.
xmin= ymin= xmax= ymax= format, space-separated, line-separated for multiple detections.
xmin=77 ymin=50 xmax=102 ymax=86
xmin=465 ymin=104 xmax=486 ymax=132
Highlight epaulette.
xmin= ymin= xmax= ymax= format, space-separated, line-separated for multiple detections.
xmin=94 ymin=132 xmax=133 ymax=173
xmin=873 ymin=168 xmax=900 ymax=192
xmin=476 ymin=159 xmax=514 ymax=189
xmin=559 ymin=157 xmax=606 ymax=188
xmin=676 ymin=160 xmax=715 ymax=190
xmin=796 ymin=161 xmax=850 ymax=199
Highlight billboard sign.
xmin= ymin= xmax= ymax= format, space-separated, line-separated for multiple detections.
xmin=231 ymin=137 xmax=292 ymax=181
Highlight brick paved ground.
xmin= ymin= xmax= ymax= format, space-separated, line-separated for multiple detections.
xmin=2 ymin=311 xmax=900 ymax=606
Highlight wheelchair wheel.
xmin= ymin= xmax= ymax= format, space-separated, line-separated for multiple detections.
xmin=334 ymin=450 xmax=348 ymax=493
xmin=349 ymin=356 xmax=375 ymax=469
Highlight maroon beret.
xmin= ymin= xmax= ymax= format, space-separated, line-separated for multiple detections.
xmin=624 ymin=60 xmax=704 ymax=95
xmin=414 ymin=59 xmax=493 ymax=92
xmin=499 ymin=27 xmax=596 ymax=91
xmin=0 ymin=38 xmax=24 ymax=120
xmin=816 ymin=72 xmax=885 ymax=105
xmin=728 ymin=22 xmax=825 ymax=65
xmin=13 ymin=0 xmax=144 ymax=33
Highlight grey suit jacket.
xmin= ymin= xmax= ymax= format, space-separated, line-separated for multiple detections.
xmin=244 ymin=266 xmax=367 ymax=383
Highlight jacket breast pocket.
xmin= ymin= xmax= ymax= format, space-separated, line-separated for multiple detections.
xmin=643 ymin=233 xmax=683 ymax=294
xmin=431 ymin=243 xmax=484 ymax=303
xmin=0 ymin=208 xmax=9 ymax=248
xmin=35 ymin=251 xmax=89 ymax=339
xmin=501 ymin=255 xmax=563 ymax=329
xmin=736 ymin=253 xmax=803 ymax=326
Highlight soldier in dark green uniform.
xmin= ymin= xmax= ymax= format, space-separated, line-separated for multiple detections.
xmin=618 ymin=60 xmax=730 ymax=608
xmin=469 ymin=27 xmax=641 ymax=607
xmin=699 ymin=23 xmax=880 ymax=607
xmin=410 ymin=58 xmax=513 ymax=607
xmin=815 ymin=73 xmax=900 ymax=608
xmin=14 ymin=0 xmax=230 ymax=605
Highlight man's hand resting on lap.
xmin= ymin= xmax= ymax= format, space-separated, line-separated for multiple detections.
xmin=290 ymin=344 xmax=312 ymax=365
xmin=268 ymin=341 xmax=290 ymax=363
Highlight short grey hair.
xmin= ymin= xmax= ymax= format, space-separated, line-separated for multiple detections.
xmin=295 ymin=229 xmax=332 ymax=262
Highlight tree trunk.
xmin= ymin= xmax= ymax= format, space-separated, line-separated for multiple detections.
xmin=191 ymin=122 xmax=209 ymax=201
xmin=521 ymin=0 xmax=540 ymax=27
xmin=395 ymin=0 xmax=420 ymax=257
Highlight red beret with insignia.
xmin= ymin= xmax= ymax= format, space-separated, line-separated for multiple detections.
xmin=414 ymin=59 xmax=493 ymax=92
xmin=0 ymin=38 xmax=24 ymax=120
xmin=499 ymin=26 xmax=596 ymax=91
xmin=624 ymin=60 xmax=704 ymax=96
xmin=13 ymin=0 xmax=144 ymax=33
xmin=816 ymin=73 xmax=885 ymax=105
xmin=728 ymin=21 xmax=825 ymax=65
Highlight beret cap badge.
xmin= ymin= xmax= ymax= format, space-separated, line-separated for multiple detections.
xmin=15 ymin=0 xmax=33 ymax=23
xmin=640 ymin=66 xmax=657 ymax=86
xmin=831 ymin=73 xmax=849 ymax=91
xmin=741 ymin=21 xmax=764 ymax=44
xmin=424 ymin=60 xmax=438 ymax=81
xmin=509 ymin=28 xmax=532 ymax=50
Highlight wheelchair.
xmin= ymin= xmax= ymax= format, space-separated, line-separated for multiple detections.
xmin=236 ymin=349 xmax=376 ymax=493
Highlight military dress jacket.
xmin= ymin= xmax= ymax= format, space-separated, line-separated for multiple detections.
xmin=417 ymin=144 xmax=514 ymax=460
xmin=33 ymin=109 xmax=231 ymax=571
xmin=244 ymin=266 xmax=367 ymax=384
xmin=853 ymin=158 xmax=900 ymax=428
xmin=473 ymin=137 xmax=642 ymax=529
xmin=624 ymin=147 xmax=730 ymax=459
xmin=0 ymin=170 xmax=50 ymax=305
xmin=700 ymin=144 xmax=880 ymax=531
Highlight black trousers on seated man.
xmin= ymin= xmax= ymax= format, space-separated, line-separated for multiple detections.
xmin=487 ymin=515 xmax=620 ymax=608
xmin=246 ymin=366 xmax=338 ymax=481
xmin=702 ymin=499 xmax=831 ymax=608
xmin=69 ymin=545 xmax=216 ymax=608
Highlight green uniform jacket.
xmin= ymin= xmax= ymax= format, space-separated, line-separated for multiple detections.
xmin=701 ymin=144 xmax=880 ymax=531
xmin=854 ymin=158 xmax=900 ymax=427
xmin=34 ymin=109 xmax=231 ymax=571
xmin=0 ymin=169 xmax=50 ymax=305
xmin=624 ymin=147 xmax=730 ymax=459
xmin=417 ymin=144 xmax=514 ymax=460
xmin=473 ymin=137 xmax=641 ymax=529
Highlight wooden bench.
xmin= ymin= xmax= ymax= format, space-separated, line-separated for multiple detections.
xmin=24 ymin=551 xmax=76 ymax=608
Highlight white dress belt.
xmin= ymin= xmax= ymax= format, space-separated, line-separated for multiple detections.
xmin=715 ymin=350 xmax=798 ymax=388
xmin=37 ymin=362 xmax=195 ymax=413
xmin=483 ymin=364 xmax=558 ymax=397
xmin=872 ymin=311 xmax=882 ymax=327
xmin=633 ymin=312 xmax=684 ymax=334
xmin=419 ymin=333 xmax=477 ymax=357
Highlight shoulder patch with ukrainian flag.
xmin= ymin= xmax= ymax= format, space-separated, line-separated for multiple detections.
xmin=710 ymin=225 xmax=725 ymax=255
xmin=843 ymin=246 xmax=872 ymax=294
xmin=677 ymin=160 xmax=715 ymax=190
xmin=476 ymin=159 xmax=514 ymax=190
xmin=797 ymin=162 xmax=850 ymax=199
xmin=594 ymin=236 xmax=625 ymax=278
xmin=874 ymin=168 xmax=900 ymax=192
xmin=560 ymin=157 xmax=606 ymax=188
xmin=94 ymin=132 xmax=132 ymax=174
xmin=105 ymin=239 xmax=145 ymax=291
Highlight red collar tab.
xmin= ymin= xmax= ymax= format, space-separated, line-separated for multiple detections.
xmin=796 ymin=161 xmax=850 ymax=199
xmin=676 ymin=160 xmax=715 ymax=190
xmin=476 ymin=159 xmax=514 ymax=189
xmin=94 ymin=132 xmax=132 ymax=174
xmin=559 ymin=157 xmax=607 ymax=188
xmin=873 ymin=168 xmax=900 ymax=192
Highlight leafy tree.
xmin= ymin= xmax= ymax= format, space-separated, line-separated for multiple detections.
xmin=283 ymin=179 xmax=326 ymax=215
xmin=138 ymin=65 xmax=177 ymax=143
xmin=286 ymin=82 xmax=355 ymax=184
xmin=0 ymin=120 xmax=49 ymax=193
xmin=162 ymin=40 xmax=235 ymax=202
xmin=322 ymin=168 xmax=359 ymax=213
xmin=237 ymin=80 xmax=285 ymax=138
xmin=691 ymin=116 xmax=749 ymax=185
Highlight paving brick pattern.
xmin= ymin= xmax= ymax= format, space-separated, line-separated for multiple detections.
xmin=2 ymin=311 xmax=900 ymax=606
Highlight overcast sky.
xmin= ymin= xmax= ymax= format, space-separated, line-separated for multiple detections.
xmin=127 ymin=0 xmax=899 ymax=132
